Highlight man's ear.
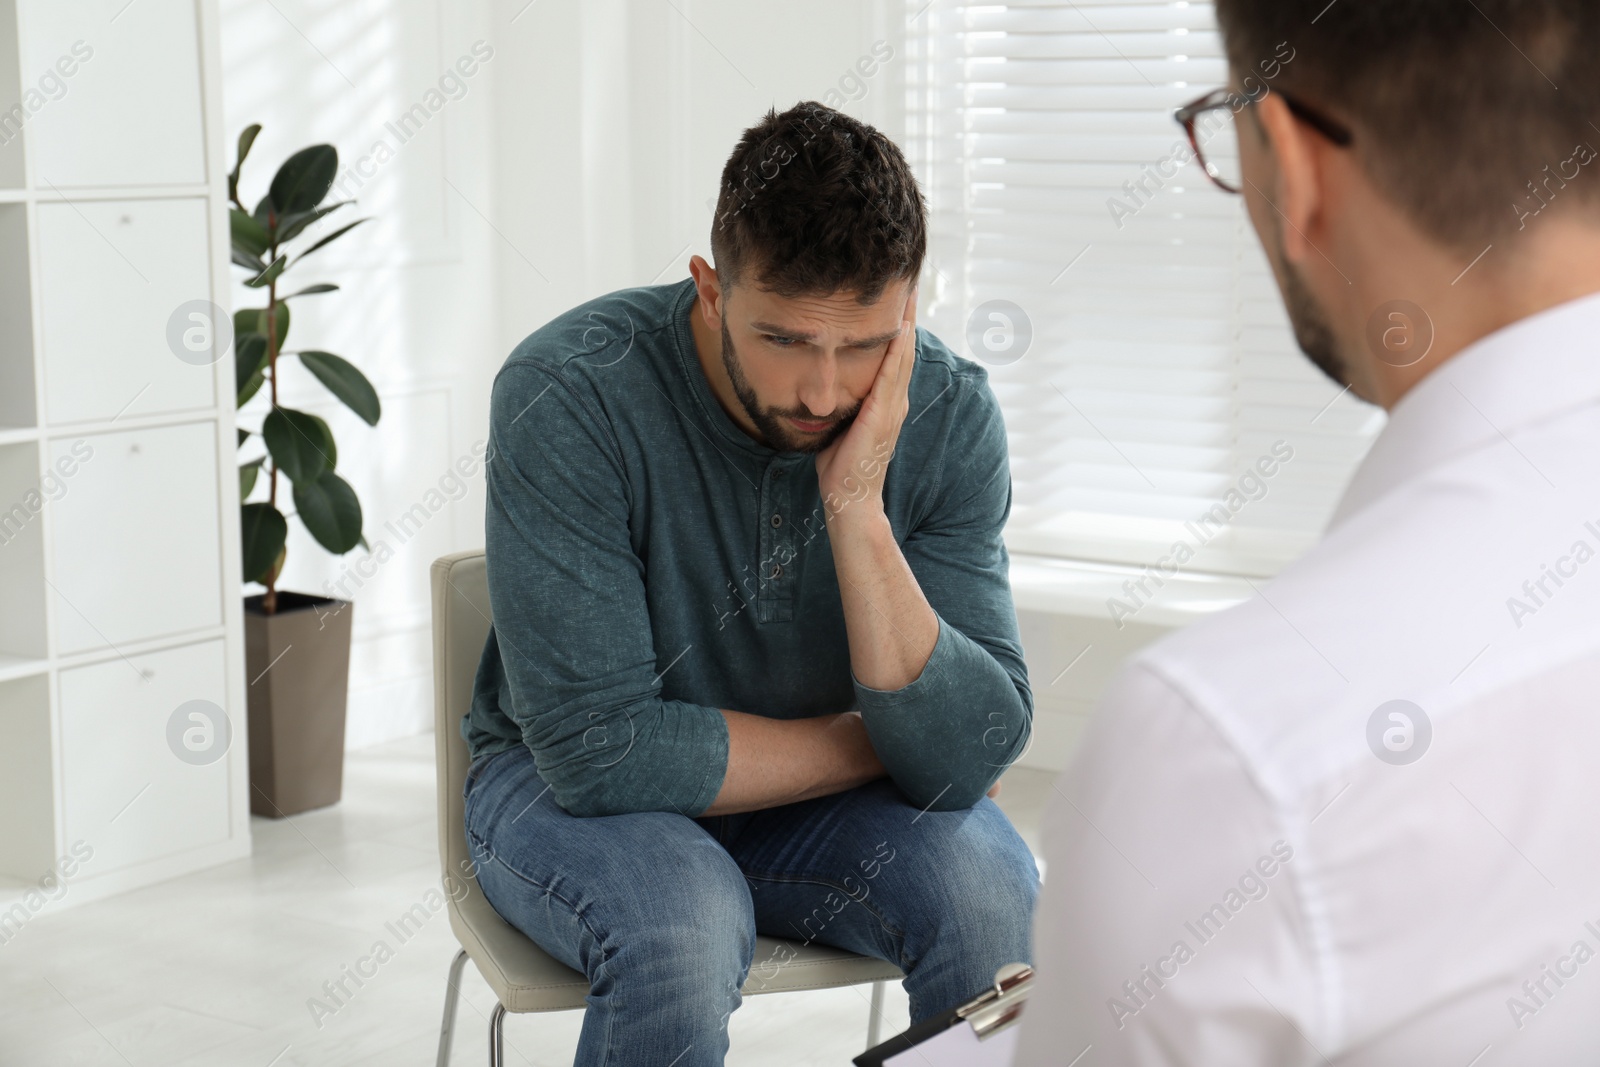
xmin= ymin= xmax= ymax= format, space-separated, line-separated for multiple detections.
xmin=1251 ymin=93 xmax=1325 ymax=268
xmin=688 ymin=254 xmax=724 ymax=326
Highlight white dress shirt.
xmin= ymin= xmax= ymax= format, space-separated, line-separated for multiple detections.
xmin=1014 ymin=292 xmax=1600 ymax=1066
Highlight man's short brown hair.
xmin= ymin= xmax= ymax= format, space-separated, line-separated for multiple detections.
xmin=1215 ymin=0 xmax=1600 ymax=250
xmin=710 ymin=102 xmax=926 ymax=304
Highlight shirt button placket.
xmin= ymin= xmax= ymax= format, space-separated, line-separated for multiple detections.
xmin=758 ymin=463 xmax=774 ymax=622
xmin=759 ymin=461 xmax=792 ymax=622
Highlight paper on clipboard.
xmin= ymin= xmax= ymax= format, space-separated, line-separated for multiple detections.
xmin=883 ymin=1019 xmax=1019 ymax=1066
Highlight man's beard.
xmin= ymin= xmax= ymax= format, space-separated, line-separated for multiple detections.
xmin=1282 ymin=258 xmax=1348 ymax=389
xmin=1265 ymin=211 xmax=1348 ymax=390
xmin=720 ymin=318 xmax=861 ymax=454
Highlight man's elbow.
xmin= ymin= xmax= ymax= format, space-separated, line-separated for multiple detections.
xmin=918 ymin=709 xmax=1030 ymax=812
xmin=554 ymin=793 xmax=629 ymax=819
xmin=874 ymin=700 xmax=1031 ymax=813
xmin=543 ymin=777 xmax=606 ymax=818
xmin=902 ymin=776 xmax=991 ymax=813
xmin=520 ymin=697 xmax=677 ymax=817
xmin=542 ymin=759 xmax=668 ymax=817
xmin=525 ymin=750 xmax=645 ymax=818
xmin=538 ymin=744 xmax=713 ymax=819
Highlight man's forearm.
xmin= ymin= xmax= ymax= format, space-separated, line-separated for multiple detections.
xmin=827 ymin=503 xmax=1019 ymax=810
xmin=700 ymin=709 xmax=887 ymax=816
xmin=699 ymin=508 xmax=943 ymax=819
xmin=828 ymin=507 xmax=939 ymax=690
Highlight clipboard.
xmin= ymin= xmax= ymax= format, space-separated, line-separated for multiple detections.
xmin=853 ymin=962 xmax=1032 ymax=1067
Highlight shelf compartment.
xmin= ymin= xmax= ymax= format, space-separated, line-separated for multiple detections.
xmin=0 ymin=439 xmax=47 ymax=660
xmin=59 ymin=639 xmax=230 ymax=873
xmin=0 ymin=202 xmax=35 ymax=430
xmin=0 ymin=0 xmax=24 ymax=190
xmin=47 ymin=422 xmax=222 ymax=655
xmin=0 ymin=672 xmax=54 ymax=881
xmin=18 ymin=0 xmax=206 ymax=188
xmin=36 ymin=197 xmax=214 ymax=425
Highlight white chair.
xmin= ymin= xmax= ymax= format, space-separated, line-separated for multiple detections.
xmin=431 ymin=550 xmax=905 ymax=1065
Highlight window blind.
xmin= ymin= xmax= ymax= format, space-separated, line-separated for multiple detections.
xmin=903 ymin=0 xmax=1384 ymax=578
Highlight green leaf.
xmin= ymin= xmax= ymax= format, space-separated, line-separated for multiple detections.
xmin=231 ymin=207 xmax=270 ymax=257
xmin=245 ymin=254 xmax=288 ymax=289
xmin=231 ymin=246 xmax=265 ymax=273
xmin=237 ymin=427 xmax=251 ymax=448
xmin=298 ymin=351 xmax=380 ymax=426
xmin=292 ymin=217 xmax=369 ymax=266
xmin=252 ymin=192 xmax=275 ymax=229
xmin=269 ymin=145 xmax=339 ymax=215
xmin=229 ymin=123 xmax=262 ymax=204
xmin=238 ymin=371 xmax=265 ymax=406
xmin=235 ymin=304 xmax=290 ymax=350
xmin=237 ymin=124 xmax=262 ymax=166
xmin=294 ymin=471 xmax=363 ymax=554
xmin=278 ymin=201 xmax=350 ymax=244
xmin=240 ymin=457 xmax=266 ymax=498
xmin=262 ymin=407 xmax=335 ymax=485
xmin=282 ymin=283 xmax=339 ymax=299
xmin=235 ymin=333 xmax=268 ymax=404
xmin=241 ymin=502 xmax=288 ymax=583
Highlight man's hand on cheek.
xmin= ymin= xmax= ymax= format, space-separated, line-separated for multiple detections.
xmin=815 ymin=287 xmax=917 ymax=524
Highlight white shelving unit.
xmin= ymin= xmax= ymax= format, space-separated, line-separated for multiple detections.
xmin=0 ymin=0 xmax=249 ymax=909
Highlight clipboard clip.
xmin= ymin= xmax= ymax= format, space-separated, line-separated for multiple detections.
xmin=954 ymin=961 xmax=1033 ymax=1040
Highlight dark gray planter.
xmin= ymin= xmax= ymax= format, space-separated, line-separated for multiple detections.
xmin=244 ymin=591 xmax=353 ymax=818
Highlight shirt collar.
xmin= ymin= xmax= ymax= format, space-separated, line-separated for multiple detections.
xmin=1328 ymin=290 xmax=1600 ymax=530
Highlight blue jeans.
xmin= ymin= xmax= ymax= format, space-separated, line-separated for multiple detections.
xmin=462 ymin=744 xmax=1039 ymax=1067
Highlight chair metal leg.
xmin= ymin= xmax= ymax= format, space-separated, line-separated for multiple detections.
xmin=436 ymin=948 xmax=471 ymax=1067
xmin=867 ymin=980 xmax=885 ymax=1047
xmin=488 ymin=1002 xmax=507 ymax=1067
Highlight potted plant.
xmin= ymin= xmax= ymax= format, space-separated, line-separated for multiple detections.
xmin=229 ymin=124 xmax=377 ymax=818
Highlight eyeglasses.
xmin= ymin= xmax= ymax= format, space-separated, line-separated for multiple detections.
xmin=1174 ymin=86 xmax=1353 ymax=194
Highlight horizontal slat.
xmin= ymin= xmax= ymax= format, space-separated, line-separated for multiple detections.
xmin=954 ymin=112 xmax=1207 ymax=136
xmin=942 ymin=32 xmax=1224 ymax=61
xmin=915 ymin=86 xmax=1224 ymax=110
xmin=917 ymin=55 xmax=1229 ymax=85
xmin=956 ymin=6 xmax=1220 ymax=33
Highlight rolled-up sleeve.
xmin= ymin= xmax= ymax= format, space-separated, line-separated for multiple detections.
xmin=854 ymin=372 xmax=1033 ymax=811
xmin=483 ymin=360 xmax=729 ymax=818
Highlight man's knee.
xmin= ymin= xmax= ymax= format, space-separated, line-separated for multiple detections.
xmin=905 ymin=820 xmax=1039 ymax=937
xmin=618 ymin=842 xmax=758 ymax=961
xmin=955 ymin=843 xmax=1038 ymax=925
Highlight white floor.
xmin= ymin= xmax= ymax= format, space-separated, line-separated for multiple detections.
xmin=0 ymin=734 xmax=1056 ymax=1067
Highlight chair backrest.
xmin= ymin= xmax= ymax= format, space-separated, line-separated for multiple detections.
xmin=432 ymin=550 xmax=491 ymax=890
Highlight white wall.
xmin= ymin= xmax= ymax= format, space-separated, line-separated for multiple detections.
xmin=488 ymin=0 xmax=905 ymax=343
xmin=221 ymin=0 xmax=502 ymax=748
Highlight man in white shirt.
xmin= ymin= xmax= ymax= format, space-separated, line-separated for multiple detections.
xmin=1016 ymin=1 xmax=1600 ymax=1063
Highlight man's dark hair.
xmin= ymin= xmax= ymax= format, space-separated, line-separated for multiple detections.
xmin=1214 ymin=0 xmax=1600 ymax=250
xmin=711 ymin=101 xmax=925 ymax=304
